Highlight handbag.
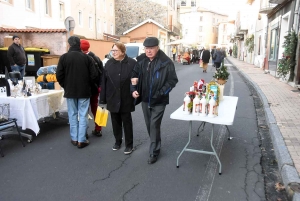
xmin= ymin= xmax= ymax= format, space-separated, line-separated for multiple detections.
xmin=95 ymin=106 xmax=109 ymax=127
xmin=199 ymin=60 xmax=203 ymax=68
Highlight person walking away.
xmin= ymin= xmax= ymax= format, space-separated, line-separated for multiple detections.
xmin=172 ymin=46 xmax=177 ymax=62
xmin=102 ymin=54 xmax=109 ymax=67
xmin=229 ymin=48 xmax=233 ymax=56
xmin=200 ymin=47 xmax=210 ymax=73
xmin=220 ymin=48 xmax=227 ymax=66
xmin=56 ymin=36 xmax=99 ymax=149
xmin=211 ymin=47 xmax=216 ymax=67
xmin=80 ymin=39 xmax=104 ymax=137
xmin=100 ymin=42 xmax=137 ymax=155
xmin=131 ymin=37 xmax=178 ymax=164
xmin=7 ymin=35 xmax=26 ymax=79
xmin=212 ymin=47 xmax=224 ymax=70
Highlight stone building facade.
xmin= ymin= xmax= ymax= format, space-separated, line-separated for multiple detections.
xmin=115 ymin=0 xmax=175 ymax=35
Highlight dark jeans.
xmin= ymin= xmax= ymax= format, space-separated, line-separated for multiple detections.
xmin=215 ymin=62 xmax=221 ymax=69
xmin=173 ymin=54 xmax=176 ymax=61
xmin=110 ymin=112 xmax=133 ymax=148
xmin=141 ymin=102 xmax=166 ymax=156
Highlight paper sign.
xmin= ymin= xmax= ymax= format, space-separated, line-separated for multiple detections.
xmin=27 ymin=54 xmax=35 ymax=66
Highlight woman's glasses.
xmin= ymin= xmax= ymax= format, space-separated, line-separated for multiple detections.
xmin=111 ymin=49 xmax=119 ymax=52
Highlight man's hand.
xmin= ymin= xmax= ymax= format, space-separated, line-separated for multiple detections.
xmin=132 ymin=91 xmax=139 ymax=99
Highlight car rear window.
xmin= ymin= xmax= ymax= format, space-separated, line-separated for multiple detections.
xmin=126 ymin=46 xmax=139 ymax=58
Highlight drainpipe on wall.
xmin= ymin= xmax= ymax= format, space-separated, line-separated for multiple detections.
xmin=94 ymin=0 xmax=97 ymax=39
xmin=293 ymin=0 xmax=300 ymax=85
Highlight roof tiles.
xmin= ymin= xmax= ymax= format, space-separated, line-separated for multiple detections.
xmin=0 ymin=28 xmax=67 ymax=33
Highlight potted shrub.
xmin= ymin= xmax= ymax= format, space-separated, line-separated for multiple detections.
xmin=213 ymin=65 xmax=230 ymax=85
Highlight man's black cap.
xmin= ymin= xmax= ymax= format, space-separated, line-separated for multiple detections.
xmin=143 ymin=37 xmax=159 ymax=47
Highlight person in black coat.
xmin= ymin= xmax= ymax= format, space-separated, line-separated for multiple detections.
xmin=56 ymin=36 xmax=99 ymax=149
xmin=131 ymin=37 xmax=178 ymax=164
xmin=100 ymin=42 xmax=137 ymax=155
xmin=200 ymin=48 xmax=210 ymax=73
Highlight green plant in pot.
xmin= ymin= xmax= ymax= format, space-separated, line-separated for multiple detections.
xmin=213 ymin=65 xmax=230 ymax=85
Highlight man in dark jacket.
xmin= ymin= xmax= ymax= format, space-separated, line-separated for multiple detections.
xmin=56 ymin=36 xmax=98 ymax=149
xmin=7 ymin=35 xmax=26 ymax=79
xmin=80 ymin=39 xmax=104 ymax=137
xmin=131 ymin=37 xmax=178 ymax=164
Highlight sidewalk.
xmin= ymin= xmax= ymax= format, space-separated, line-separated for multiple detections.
xmin=226 ymin=56 xmax=300 ymax=199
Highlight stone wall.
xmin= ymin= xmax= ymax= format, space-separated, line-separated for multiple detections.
xmin=115 ymin=0 xmax=168 ymax=35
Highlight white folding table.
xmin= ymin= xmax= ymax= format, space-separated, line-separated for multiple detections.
xmin=170 ymin=96 xmax=238 ymax=174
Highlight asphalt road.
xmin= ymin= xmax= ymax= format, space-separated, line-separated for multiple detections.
xmin=0 ymin=61 xmax=267 ymax=201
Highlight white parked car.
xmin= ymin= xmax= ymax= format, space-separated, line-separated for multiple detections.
xmin=124 ymin=43 xmax=144 ymax=60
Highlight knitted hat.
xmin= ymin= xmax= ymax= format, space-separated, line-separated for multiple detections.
xmin=12 ymin=35 xmax=20 ymax=40
xmin=80 ymin=39 xmax=90 ymax=53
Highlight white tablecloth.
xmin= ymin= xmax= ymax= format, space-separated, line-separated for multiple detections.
xmin=0 ymin=90 xmax=66 ymax=135
xmin=170 ymin=96 xmax=238 ymax=125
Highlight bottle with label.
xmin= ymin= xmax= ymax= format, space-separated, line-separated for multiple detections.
xmin=208 ymin=94 xmax=216 ymax=118
xmin=183 ymin=93 xmax=190 ymax=114
xmin=199 ymin=93 xmax=207 ymax=116
xmin=192 ymin=93 xmax=200 ymax=116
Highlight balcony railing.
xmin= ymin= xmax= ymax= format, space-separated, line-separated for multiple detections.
xmin=269 ymin=0 xmax=285 ymax=4
xmin=259 ymin=0 xmax=277 ymax=14
xmin=168 ymin=23 xmax=181 ymax=36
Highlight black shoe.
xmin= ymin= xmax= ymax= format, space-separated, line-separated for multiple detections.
xmin=71 ymin=140 xmax=78 ymax=146
xmin=124 ymin=147 xmax=133 ymax=155
xmin=148 ymin=155 xmax=158 ymax=164
xmin=92 ymin=130 xmax=102 ymax=137
xmin=112 ymin=144 xmax=121 ymax=151
xmin=77 ymin=140 xmax=89 ymax=149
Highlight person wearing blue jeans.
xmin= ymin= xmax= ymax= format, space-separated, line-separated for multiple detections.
xmin=66 ymin=98 xmax=90 ymax=143
xmin=56 ymin=36 xmax=99 ymax=149
xmin=7 ymin=35 xmax=26 ymax=79
xmin=11 ymin=64 xmax=25 ymax=78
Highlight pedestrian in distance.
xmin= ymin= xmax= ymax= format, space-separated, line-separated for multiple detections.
xmin=56 ymin=36 xmax=99 ymax=149
xmin=100 ymin=42 xmax=137 ymax=155
xmin=211 ymin=47 xmax=216 ymax=67
xmin=200 ymin=47 xmax=210 ymax=73
xmin=80 ymin=39 xmax=104 ymax=138
xmin=7 ymin=35 xmax=26 ymax=79
xmin=212 ymin=47 xmax=224 ymax=70
xmin=172 ymin=46 xmax=177 ymax=62
xmin=229 ymin=48 xmax=233 ymax=56
xmin=131 ymin=37 xmax=178 ymax=164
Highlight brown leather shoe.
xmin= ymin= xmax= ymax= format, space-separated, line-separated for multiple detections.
xmin=77 ymin=140 xmax=90 ymax=149
xmin=71 ymin=140 xmax=78 ymax=146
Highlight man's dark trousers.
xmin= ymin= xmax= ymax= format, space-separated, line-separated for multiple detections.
xmin=141 ymin=102 xmax=166 ymax=156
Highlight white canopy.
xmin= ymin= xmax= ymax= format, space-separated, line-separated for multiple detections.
xmin=166 ymin=39 xmax=194 ymax=46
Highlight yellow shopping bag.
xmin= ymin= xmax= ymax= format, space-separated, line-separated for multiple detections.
xmin=95 ymin=106 xmax=109 ymax=127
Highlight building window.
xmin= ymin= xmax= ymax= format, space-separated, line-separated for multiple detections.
xmin=45 ymin=0 xmax=51 ymax=16
xmin=200 ymin=16 xmax=203 ymax=22
xmin=110 ymin=3 xmax=113 ymax=16
xmin=104 ymin=21 xmax=107 ymax=33
xmin=223 ymin=24 xmax=226 ymax=31
xmin=213 ymin=18 xmax=215 ymax=23
xmin=258 ymin=35 xmax=261 ymax=55
xmin=59 ymin=2 xmax=65 ymax=20
xmin=212 ymin=27 xmax=214 ymax=33
xmin=89 ymin=0 xmax=92 ymax=4
xmin=97 ymin=19 xmax=101 ymax=33
xmin=269 ymin=29 xmax=278 ymax=60
xmin=181 ymin=0 xmax=186 ymax=6
xmin=199 ymin=26 xmax=202 ymax=32
xmin=89 ymin=16 xmax=93 ymax=30
xmin=103 ymin=0 xmax=106 ymax=12
xmin=25 ymin=0 xmax=34 ymax=10
xmin=191 ymin=0 xmax=196 ymax=7
xmin=199 ymin=36 xmax=202 ymax=42
xmin=78 ymin=11 xmax=82 ymax=26
xmin=185 ymin=29 xmax=188 ymax=35
xmin=111 ymin=24 xmax=113 ymax=35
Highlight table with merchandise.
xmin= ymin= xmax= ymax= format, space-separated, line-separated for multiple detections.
xmin=170 ymin=96 xmax=238 ymax=175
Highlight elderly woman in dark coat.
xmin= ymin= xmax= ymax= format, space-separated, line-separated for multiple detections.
xmin=100 ymin=42 xmax=137 ymax=154
xmin=213 ymin=47 xmax=224 ymax=69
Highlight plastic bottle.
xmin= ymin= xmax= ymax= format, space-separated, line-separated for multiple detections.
xmin=193 ymin=93 xmax=200 ymax=116
xmin=199 ymin=93 xmax=207 ymax=116
xmin=183 ymin=93 xmax=190 ymax=114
